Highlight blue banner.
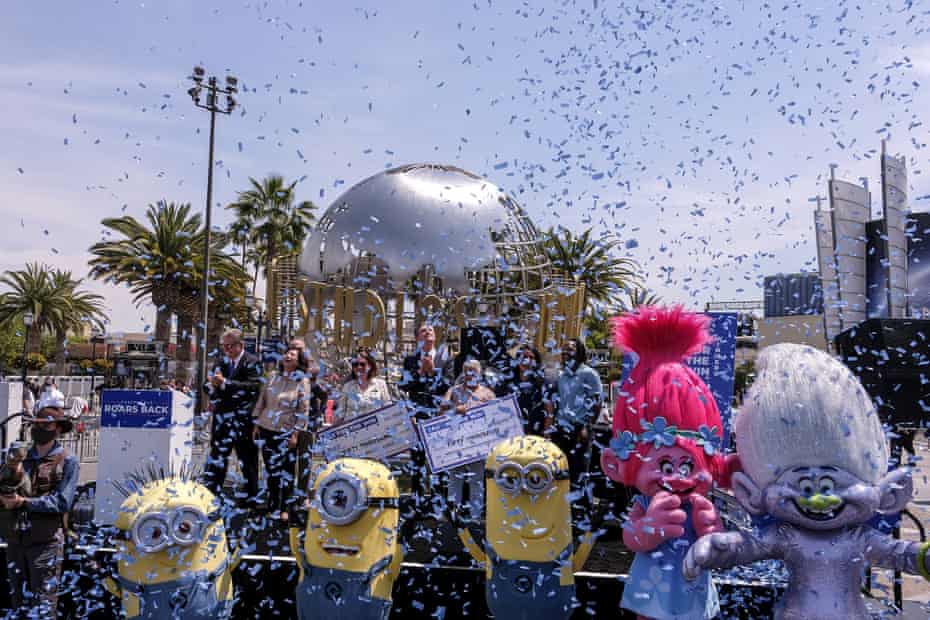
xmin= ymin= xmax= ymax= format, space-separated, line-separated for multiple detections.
xmin=687 ymin=313 xmax=738 ymax=448
xmin=614 ymin=313 xmax=737 ymax=448
xmin=100 ymin=389 xmax=172 ymax=429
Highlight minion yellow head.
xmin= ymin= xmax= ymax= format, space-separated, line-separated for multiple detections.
xmin=304 ymin=458 xmax=399 ymax=573
xmin=113 ymin=473 xmax=228 ymax=584
xmin=485 ymin=436 xmax=572 ymax=562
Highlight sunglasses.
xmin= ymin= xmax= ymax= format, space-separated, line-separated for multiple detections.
xmin=352 ymin=361 xmax=368 ymax=368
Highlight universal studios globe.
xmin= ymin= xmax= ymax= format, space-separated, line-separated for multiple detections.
xmin=297 ymin=164 xmax=585 ymax=368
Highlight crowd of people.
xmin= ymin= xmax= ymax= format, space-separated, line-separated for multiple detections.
xmin=0 ymin=325 xmax=604 ymax=616
xmin=201 ymin=325 xmax=605 ymax=524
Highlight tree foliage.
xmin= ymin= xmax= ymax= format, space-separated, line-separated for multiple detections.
xmin=542 ymin=226 xmax=640 ymax=312
xmin=0 ymin=263 xmax=105 ymax=357
xmin=88 ymin=201 xmax=250 ymax=347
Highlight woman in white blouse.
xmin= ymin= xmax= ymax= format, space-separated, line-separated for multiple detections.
xmin=443 ymin=358 xmax=495 ymax=523
xmin=251 ymin=347 xmax=310 ymax=522
xmin=334 ymin=349 xmax=391 ymax=424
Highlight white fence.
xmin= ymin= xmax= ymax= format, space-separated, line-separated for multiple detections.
xmin=3 ymin=375 xmax=103 ymax=404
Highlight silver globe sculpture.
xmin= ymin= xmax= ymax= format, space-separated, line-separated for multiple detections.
xmin=300 ymin=163 xmax=550 ymax=296
xmin=297 ymin=163 xmax=581 ymax=368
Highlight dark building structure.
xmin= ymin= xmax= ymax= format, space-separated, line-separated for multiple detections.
xmin=763 ymin=273 xmax=824 ymax=318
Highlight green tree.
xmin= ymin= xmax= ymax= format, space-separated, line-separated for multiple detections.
xmin=542 ymin=227 xmax=640 ymax=312
xmin=0 ymin=319 xmax=24 ymax=375
xmin=227 ymin=175 xmax=317 ymax=301
xmin=47 ymin=270 xmax=106 ymax=373
xmin=0 ymin=263 xmax=69 ymax=353
xmin=88 ymin=201 xmax=249 ymax=369
xmin=617 ymin=286 xmax=663 ymax=312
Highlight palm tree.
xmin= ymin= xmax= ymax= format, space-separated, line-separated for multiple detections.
xmin=0 ymin=263 xmax=66 ymax=353
xmin=88 ymin=201 xmax=249 ymax=371
xmin=0 ymin=264 xmax=105 ymax=368
xmin=227 ymin=174 xmax=317 ymax=303
xmin=617 ymin=286 xmax=663 ymax=312
xmin=47 ymin=270 xmax=106 ymax=372
xmin=542 ymin=226 xmax=641 ymax=312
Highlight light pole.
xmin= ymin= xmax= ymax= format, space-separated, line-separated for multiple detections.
xmin=90 ymin=330 xmax=104 ymax=411
xmin=188 ymin=66 xmax=238 ymax=413
xmin=20 ymin=312 xmax=33 ymax=388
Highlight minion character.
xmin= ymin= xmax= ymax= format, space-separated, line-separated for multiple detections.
xmin=458 ymin=436 xmax=595 ymax=620
xmin=103 ymin=465 xmax=240 ymax=619
xmin=289 ymin=457 xmax=402 ymax=620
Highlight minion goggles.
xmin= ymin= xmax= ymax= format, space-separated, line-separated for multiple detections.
xmin=310 ymin=472 xmax=399 ymax=525
xmin=486 ymin=461 xmax=570 ymax=495
xmin=129 ymin=506 xmax=220 ymax=554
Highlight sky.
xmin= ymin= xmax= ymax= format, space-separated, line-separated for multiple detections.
xmin=2 ymin=0 xmax=930 ymax=333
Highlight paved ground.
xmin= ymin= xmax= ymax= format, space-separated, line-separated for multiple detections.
xmin=868 ymin=435 xmax=930 ymax=618
xmin=73 ymin=430 xmax=930 ymax=616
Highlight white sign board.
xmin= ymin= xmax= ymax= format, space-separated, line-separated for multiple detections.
xmin=0 ymin=383 xmax=23 ymax=451
xmin=418 ymin=395 xmax=524 ymax=473
xmin=94 ymin=389 xmax=194 ymax=524
xmin=316 ymin=401 xmax=417 ymax=462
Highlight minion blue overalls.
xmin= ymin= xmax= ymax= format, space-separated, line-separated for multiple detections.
xmin=113 ymin=559 xmax=233 ymax=620
xmin=486 ymin=544 xmax=577 ymax=619
xmin=294 ymin=548 xmax=393 ymax=620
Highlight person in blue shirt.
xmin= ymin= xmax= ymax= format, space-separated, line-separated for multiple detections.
xmin=0 ymin=389 xmax=79 ymax=618
xmin=545 ymin=338 xmax=603 ymax=495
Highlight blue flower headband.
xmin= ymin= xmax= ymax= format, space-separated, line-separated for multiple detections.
xmin=609 ymin=416 xmax=721 ymax=460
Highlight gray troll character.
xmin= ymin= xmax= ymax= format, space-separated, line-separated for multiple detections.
xmin=683 ymin=343 xmax=930 ymax=620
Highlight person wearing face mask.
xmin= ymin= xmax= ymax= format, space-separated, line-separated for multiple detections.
xmin=545 ymin=338 xmax=603 ymax=496
xmin=442 ymin=359 xmax=496 ymax=523
xmin=252 ymin=347 xmax=310 ymax=522
xmin=0 ymin=389 xmax=79 ymax=619
xmin=505 ymin=345 xmax=551 ymax=436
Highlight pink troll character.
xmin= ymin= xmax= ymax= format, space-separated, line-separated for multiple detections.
xmin=600 ymin=306 xmax=738 ymax=620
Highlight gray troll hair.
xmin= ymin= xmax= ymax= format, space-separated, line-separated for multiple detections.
xmin=735 ymin=343 xmax=888 ymax=488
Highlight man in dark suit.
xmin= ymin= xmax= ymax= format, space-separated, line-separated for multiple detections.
xmin=400 ymin=324 xmax=452 ymax=415
xmin=202 ymin=329 xmax=262 ymax=504
xmin=399 ymin=324 xmax=452 ymax=514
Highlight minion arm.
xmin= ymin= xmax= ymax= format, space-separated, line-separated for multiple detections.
xmin=289 ymin=527 xmax=305 ymax=581
xmin=388 ymin=548 xmax=404 ymax=582
xmin=457 ymin=528 xmax=487 ymax=566
xmin=573 ymin=531 xmax=596 ymax=573
xmin=103 ymin=577 xmax=120 ymax=598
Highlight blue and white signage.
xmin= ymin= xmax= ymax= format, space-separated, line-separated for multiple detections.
xmin=317 ymin=401 xmax=418 ymax=461
xmin=418 ymin=395 xmax=525 ymax=473
xmin=100 ymin=390 xmax=173 ymax=429
xmin=685 ymin=312 xmax=738 ymax=446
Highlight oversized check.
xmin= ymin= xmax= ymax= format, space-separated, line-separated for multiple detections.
xmin=317 ymin=401 xmax=417 ymax=461
xmin=418 ymin=395 xmax=524 ymax=473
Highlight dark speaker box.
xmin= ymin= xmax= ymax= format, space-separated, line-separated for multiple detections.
xmin=834 ymin=319 xmax=930 ymax=427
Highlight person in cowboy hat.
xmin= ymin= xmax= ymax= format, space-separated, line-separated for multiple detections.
xmin=0 ymin=388 xmax=79 ymax=618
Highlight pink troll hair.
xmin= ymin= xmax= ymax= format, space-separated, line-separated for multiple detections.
xmin=609 ymin=305 xmax=732 ymax=486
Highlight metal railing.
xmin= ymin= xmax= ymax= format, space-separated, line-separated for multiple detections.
xmin=59 ymin=415 xmax=101 ymax=463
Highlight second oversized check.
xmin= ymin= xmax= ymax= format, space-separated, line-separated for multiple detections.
xmin=317 ymin=401 xmax=417 ymax=461
xmin=419 ymin=395 xmax=525 ymax=473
